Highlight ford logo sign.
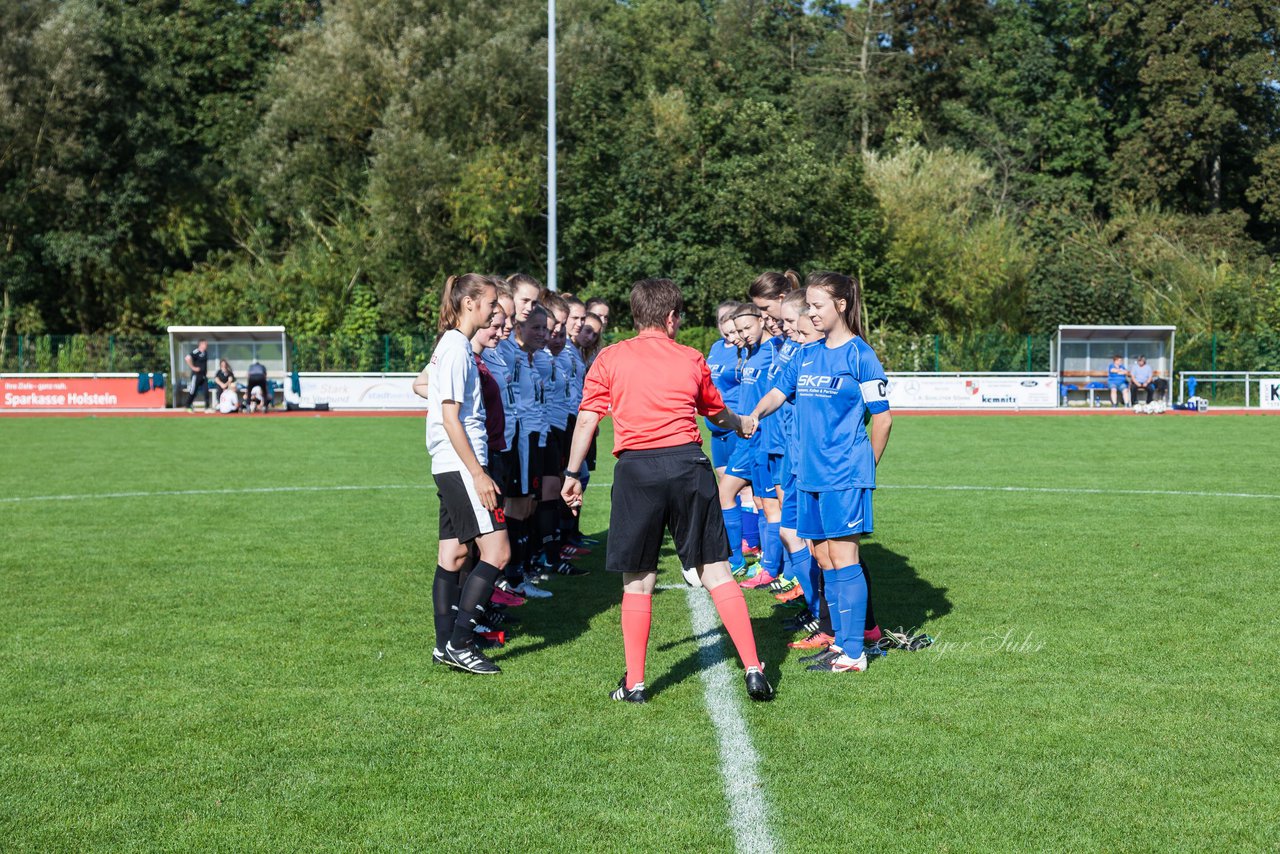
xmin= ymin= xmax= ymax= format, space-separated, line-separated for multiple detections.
xmin=1020 ymin=380 xmax=1038 ymax=387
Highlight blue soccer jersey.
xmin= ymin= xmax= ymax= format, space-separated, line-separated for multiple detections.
xmin=761 ymin=336 xmax=798 ymax=456
xmin=775 ymin=337 xmax=890 ymax=492
xmin=737 ymin=338 xmax=774 ymax=417
xmin=706 ymin=338 xmax=741 ymax=437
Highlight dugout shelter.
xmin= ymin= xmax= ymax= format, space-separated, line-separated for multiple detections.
xmin=1051 ymin=325 xmax=1175 ymax=406
xmin=167 ymin=326 xmax=289 ymax=408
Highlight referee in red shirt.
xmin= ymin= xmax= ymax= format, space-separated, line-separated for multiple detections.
xmin=561 ymin=278 xmax=774 ymax=703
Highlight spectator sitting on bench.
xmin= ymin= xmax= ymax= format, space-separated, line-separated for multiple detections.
xmin=214 ymin=359 xmax=236 ymax=407
xmin=217 ymin=383 xmax=241 ymax=414
xmin=1128 ymin=355 xmax=1167 ymax=404
xmin=247 ymin=359 xmax=269 ymax=412
xmin=1107 ymin=354 xmax=1131 ymax=407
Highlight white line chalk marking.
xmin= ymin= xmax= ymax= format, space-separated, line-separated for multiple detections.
xmin=0 ymin=484 xmax=430 ymax=504
xmin=879 ymin=483 xmax=1280 ymax=501
xmin=6 ymin=480 xmax=1278 ymax=506
xmin=682 ymin=585 xmax=777 ymax=854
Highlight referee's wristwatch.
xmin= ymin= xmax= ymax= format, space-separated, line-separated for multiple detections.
xmin=562 ymin=469 xmax=580 ymax=480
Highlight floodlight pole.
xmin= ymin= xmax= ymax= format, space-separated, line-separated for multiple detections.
xmin=547 ymin=0 xmax=558 ymax=291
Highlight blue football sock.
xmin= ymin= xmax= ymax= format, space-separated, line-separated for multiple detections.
xmin=788 ymin=546 xmax=814 ymax=605
xmin=822 ymin=569 xmax=842 ymax=643
xmin=762 ymin=521 xmax=782 ymax=575
xmin=833 ymin=564 xmax=868 ymax=658
xmin=742 ymin=504 xmax=760 ymax=549
xmin=779 ymin=546 xmax=791 ymax=581
xmin=756 ymin=512 xmax=768 ymax=549
xmin=722 ymin=507 xmax=743 ymax=567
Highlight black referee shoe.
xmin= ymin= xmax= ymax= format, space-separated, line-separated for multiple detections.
xmin=443 ymin=641 xmax=501 ymax=675
xmin=745 ymin=664 xmax=775 ymax=702
xmin=609 ymin=675 xmax=647 ymax=703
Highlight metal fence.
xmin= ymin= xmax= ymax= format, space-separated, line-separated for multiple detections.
xmin=0 ymin=334 xmax=433 ymax=374
xmin=4 ymin=330 xmax=1278 ymax=376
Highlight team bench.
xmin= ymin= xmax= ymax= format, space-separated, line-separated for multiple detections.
xmin=1059 ymin=370 xmax=1118 ymax=406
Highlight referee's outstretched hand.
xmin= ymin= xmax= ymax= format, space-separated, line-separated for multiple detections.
xmin=474 ymin=470 xmax=501 ymax=511
xmin=561 ymin=477 xmax=584 ymax=516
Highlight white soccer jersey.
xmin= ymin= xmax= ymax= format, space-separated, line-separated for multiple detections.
xmin=425 ymin=329 xmax=487 ymax=474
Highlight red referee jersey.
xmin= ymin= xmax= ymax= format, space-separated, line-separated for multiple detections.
xmin=579 ymin=328 xmax=726 ymax=455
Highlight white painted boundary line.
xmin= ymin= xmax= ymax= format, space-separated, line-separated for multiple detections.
xmin=6 ymin=480 xmax=1280 ymax=505
xmin=0 ymin=484 xmax=430 ymax=504
xmin=879 ymin=483 xmax=1280 ymax=501
xmin=682 ymin=586 xmax=778 ymax=854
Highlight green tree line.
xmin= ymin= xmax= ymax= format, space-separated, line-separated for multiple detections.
xmin=3 ymin=0 xmax=1279 ymax=367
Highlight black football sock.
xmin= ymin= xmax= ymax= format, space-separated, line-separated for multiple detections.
xmin=452 ymin=561 xmax=501 ymax=647
xmin=535 ymin=501 xmax=560 ymax=561
xmin=432 ymin=566 xmax=461 ymax=651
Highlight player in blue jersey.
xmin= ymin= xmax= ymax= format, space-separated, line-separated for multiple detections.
xmin=706 ymin=301 xmax=757 ymax=572
xmin=742 ymin=271 xmax=892 ymax=673
xmin=531 ymin=291 xmax=588 ymax=578
xmin=717 ymin=303 xmax=771 ymax=575
xmin=728 ymin=303 xmax=780 ymax=587
xmin=773 ymin=290 xmax=830 ymax=641
xmin=706 ymin=301 xmax=744 ymax=473
xmin=742 ymin=271 xmax=802 ymax=593
xmin=559 ymin=296 xmax=597 ymax=551
xmin=502 ymin=275 xmax=553 ymax=593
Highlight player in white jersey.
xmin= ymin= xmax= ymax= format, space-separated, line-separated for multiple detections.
xmin=412 ymin=274 xmax=507 ymax=675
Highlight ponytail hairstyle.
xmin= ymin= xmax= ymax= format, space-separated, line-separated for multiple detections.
xmin=781 ymin=289 xmax=809 ymax=311
xmin=539 ymin=290 xmax=569 ymax=318
xmin=730 ymin=303 xmax=763 ymax=321
xmin=438 ymin=273 xmax=494 ymax=333
xmin=748 ymin=269 xmax=801 ymax=301
xmin=805 ymin=271 xmax=865 ymax=339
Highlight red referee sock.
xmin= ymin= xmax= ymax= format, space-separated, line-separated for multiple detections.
xmin=708 ymin=580 xmax=762 ymax=672
xmin=621 ymin=592 xmax=652 ymax=690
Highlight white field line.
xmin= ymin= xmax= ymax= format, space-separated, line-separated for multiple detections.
xmin=682 ymin=585 xmax=778 ymax=854
xmin=878 ymin=483 xmax=1280 ymax=501
xmin=5 ymin=480 xmax=1279 ymax=506
xmin=0 ymin=484 xmax=430 ymax=504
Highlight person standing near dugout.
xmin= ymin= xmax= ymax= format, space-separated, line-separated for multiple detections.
xmin=185 ymin=338 xmax=209 ymax=411
xmin=561 ymin=278 xmax=775 ymax=704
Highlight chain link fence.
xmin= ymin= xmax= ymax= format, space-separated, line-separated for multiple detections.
xmin=0 ymin=334 xmax=435 ymax=374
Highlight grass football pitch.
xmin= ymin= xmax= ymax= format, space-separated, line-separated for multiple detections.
xmin=2 ymin=413 xmax=1277 ymax=851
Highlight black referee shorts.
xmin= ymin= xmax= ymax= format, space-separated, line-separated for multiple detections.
xmin=606 ymin=443 xmax=730 ymax=574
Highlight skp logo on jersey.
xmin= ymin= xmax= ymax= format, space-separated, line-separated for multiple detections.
xmin=797 ymin=374 xmax=845 ymax=390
